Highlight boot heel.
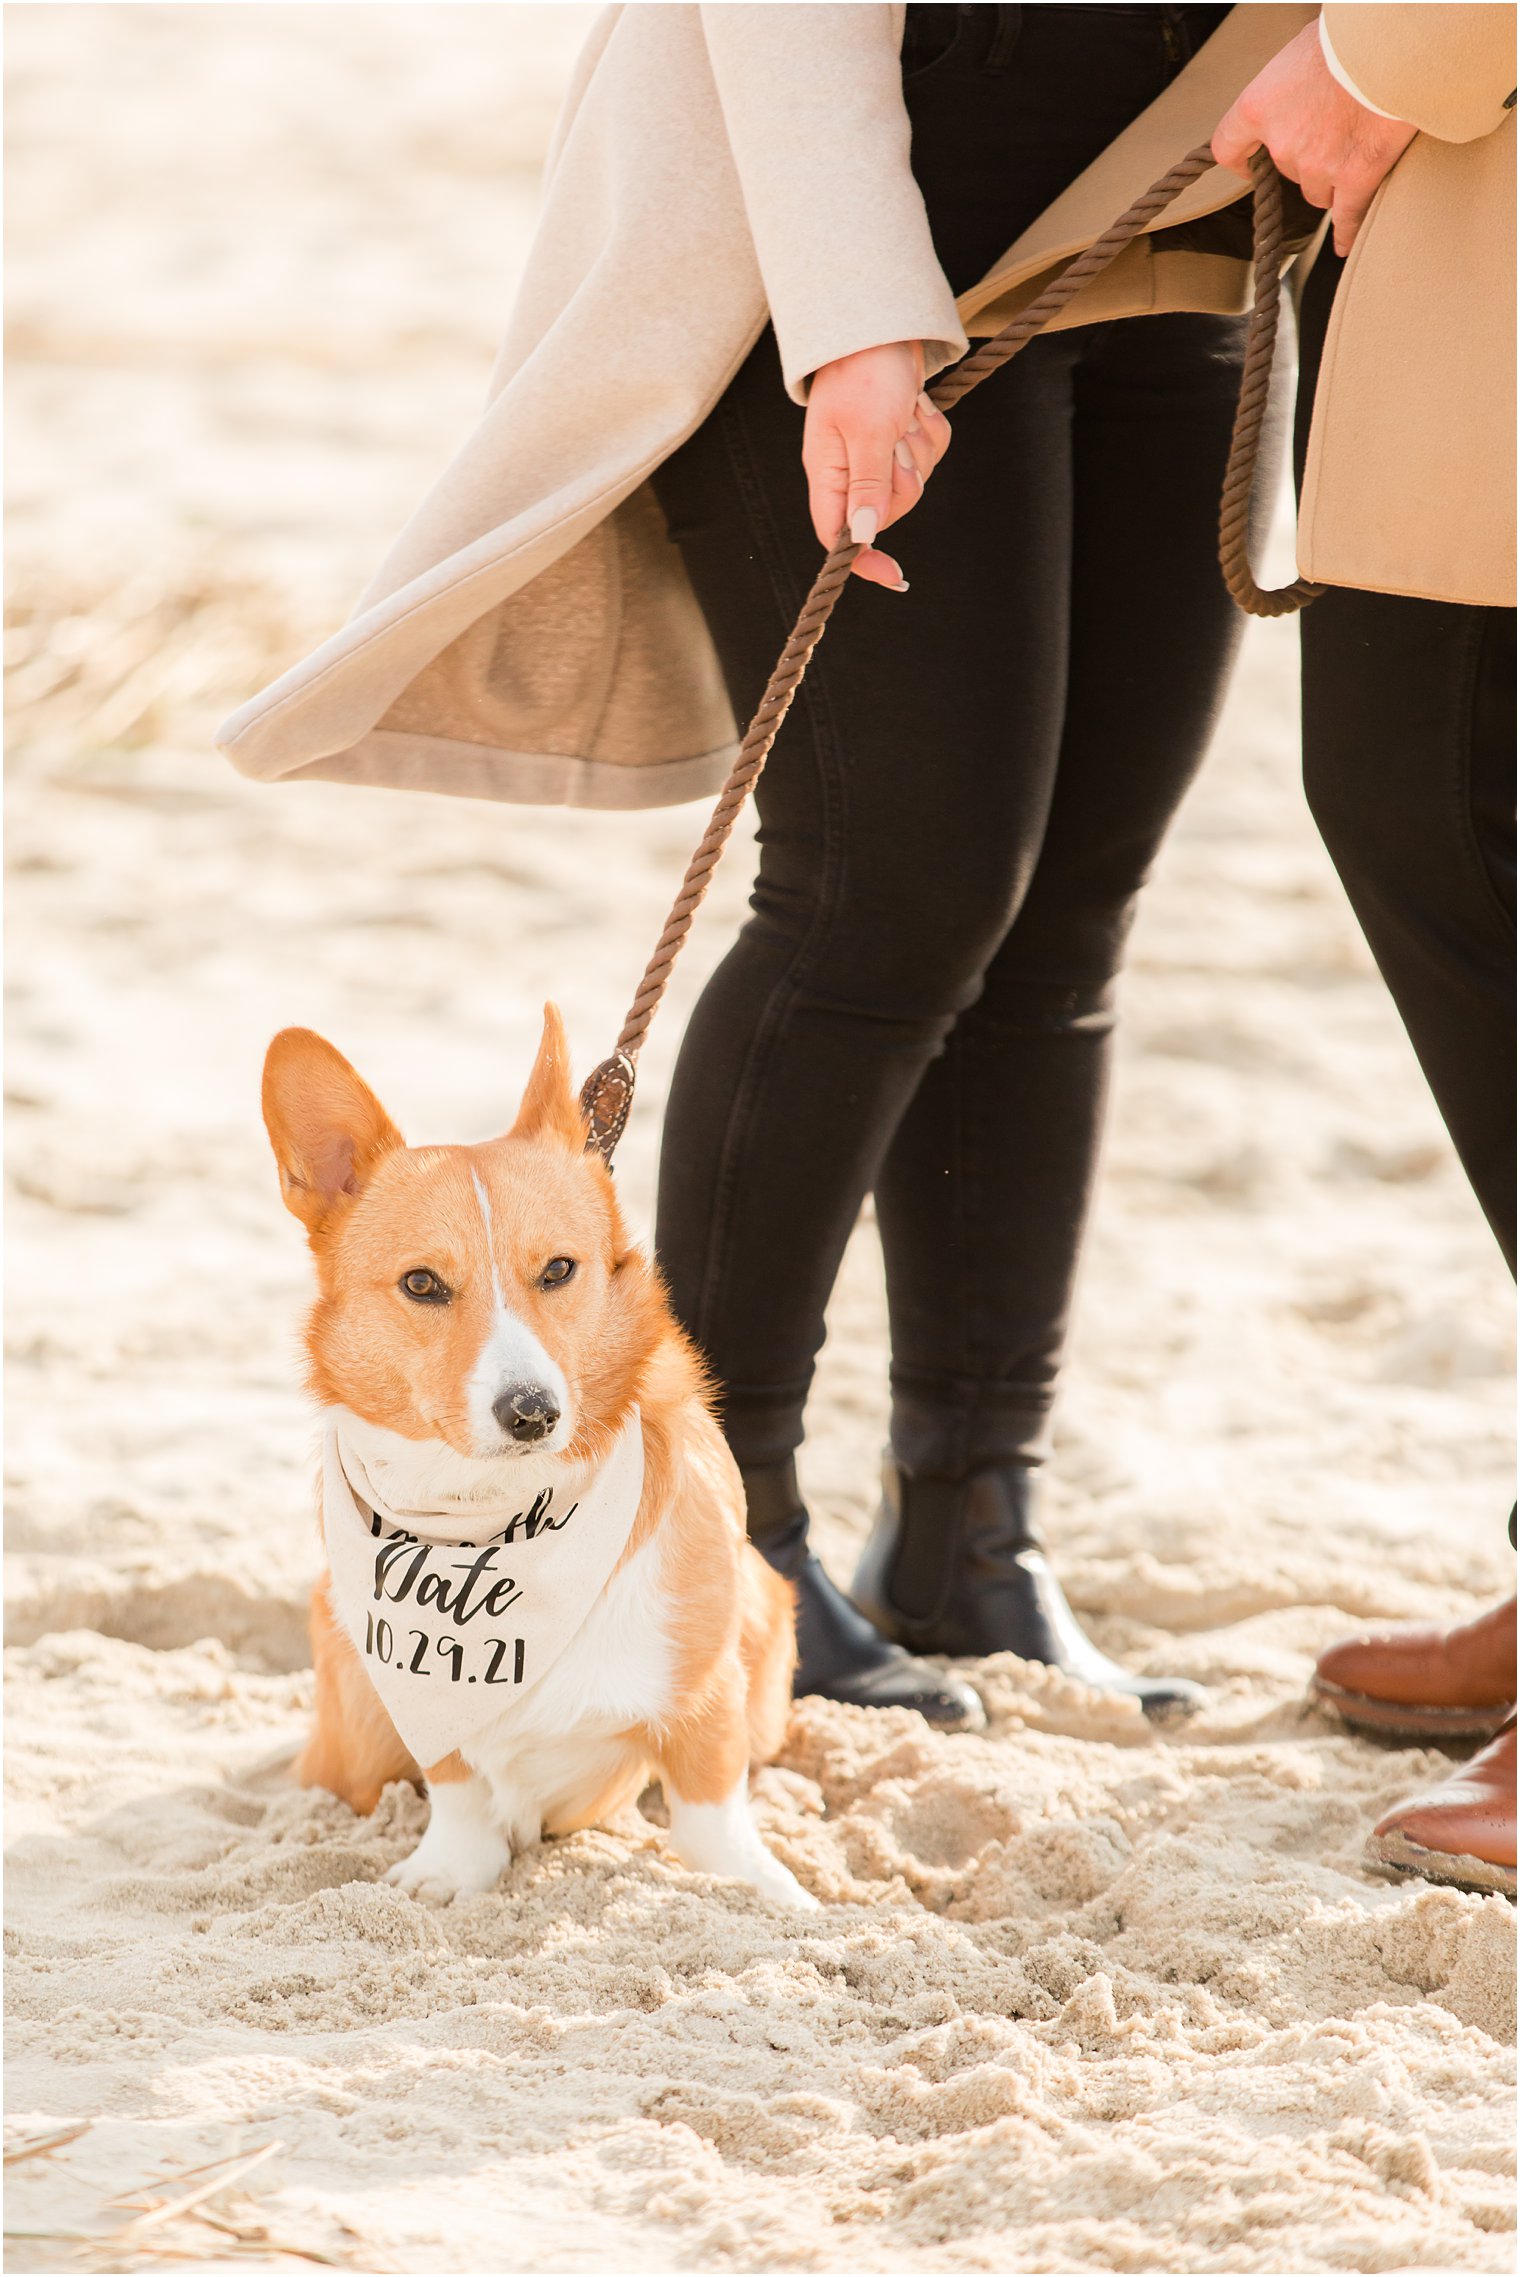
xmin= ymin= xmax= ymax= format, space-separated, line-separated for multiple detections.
xmin=849 ymin=1455 xmax=906 ymax=1640
xmin=851 ymin=1455 xmax=963 ymax=1648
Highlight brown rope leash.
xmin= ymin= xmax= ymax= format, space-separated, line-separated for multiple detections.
xmin=1219 ymin=154 xmax=1324 ymax=617
xmin=579 ymin=145 xmax=1318 ymax=1160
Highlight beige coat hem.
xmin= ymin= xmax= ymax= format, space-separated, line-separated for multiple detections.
xmin=218 ymin=313 xmax=771 ymax=784
xmin=284 ymin=729 xmax=736 ymax=812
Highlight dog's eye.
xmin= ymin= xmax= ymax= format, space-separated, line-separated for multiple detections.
xmin=399 ymin=1269 xmax=449 ymax=1304
xmin=540 ymin=1257 xmax=576 ymax=1290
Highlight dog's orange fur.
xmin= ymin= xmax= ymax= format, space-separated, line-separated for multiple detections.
xmin=264 ymin=1008 xmax=796 ymax=1833
xmin=301 ymin=1574 xmax=420 ymax=1812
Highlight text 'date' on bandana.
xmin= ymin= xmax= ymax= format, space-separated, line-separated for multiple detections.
xmin=322 ymin=1409 xmax=644 ymax=1767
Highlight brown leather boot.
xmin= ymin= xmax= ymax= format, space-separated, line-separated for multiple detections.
xmin=1365 ymin=1719 xmax=1517 ymax=1898
xmin=1310 ymin=1595 xmax=1516 ymax=1740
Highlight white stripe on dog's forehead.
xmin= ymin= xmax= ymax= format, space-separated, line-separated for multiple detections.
xmin=464 ymin=1164 xmax=570 ymax=1456
xmin=469 ymin=1169 xmax=506 ymax=1305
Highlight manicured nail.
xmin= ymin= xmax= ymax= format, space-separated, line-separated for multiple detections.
xmin=893 ymin=441 xmax=915 ymax=470
xmin=890 ymin=579 xmax=910 ymax=593
xmin=849 ymin=507 xmax=878 ymax=546
xmin=916 ymin=391 xmax=937 ymax=419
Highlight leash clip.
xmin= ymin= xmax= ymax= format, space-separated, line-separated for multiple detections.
xmin=579 ymin=1051 xmax=637 ymax=1165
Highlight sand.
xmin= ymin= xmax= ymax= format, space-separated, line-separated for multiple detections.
xmin=5 ymin=8 xmax=1514 ymax=2271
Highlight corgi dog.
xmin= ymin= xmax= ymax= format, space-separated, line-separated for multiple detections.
xmin=262 ymin=1008 xmax=815 ymax=1910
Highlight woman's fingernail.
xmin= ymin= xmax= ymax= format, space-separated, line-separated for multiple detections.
xmin=893 ymin=441 xmax=915 ymax=470
xmin=916 ymin=391 xmax=937 ymax=419
xmin=890 ymin=579 xmax=910 ymax=594
xmin=849 ymin=507 xmax=879 ymax=547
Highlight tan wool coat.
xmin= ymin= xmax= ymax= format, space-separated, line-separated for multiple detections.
xmin=1299 ymin=2 xmax=1515 ymax=607
xmin=215 ymin=2 xmax=1499 ymax=815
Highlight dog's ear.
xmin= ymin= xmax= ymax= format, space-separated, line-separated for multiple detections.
xmin=262 ymin=1029 xmax=404 ymax=1239
xmin=510 ymin=1002 xmax=589 ymax=1151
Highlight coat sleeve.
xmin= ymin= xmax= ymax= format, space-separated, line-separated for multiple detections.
xmin=698 ymin=2 xmax=968 ymax=400
xmin=1320 ymin=2 xmax=1516 ymax=143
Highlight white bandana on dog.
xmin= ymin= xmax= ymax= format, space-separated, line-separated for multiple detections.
xmin=322 ymin=1409 xmax=644 ymax=1769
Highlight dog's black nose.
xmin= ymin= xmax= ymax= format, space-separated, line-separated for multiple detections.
xmin=493 ymin=1384 xmax=561 ymax=1444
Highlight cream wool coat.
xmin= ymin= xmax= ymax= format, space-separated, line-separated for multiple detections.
xmin=215 ymin=1 xmax=1324 ymax=813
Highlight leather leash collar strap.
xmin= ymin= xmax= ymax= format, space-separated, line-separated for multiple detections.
xmin=579 ymin=146 xmax=1318 ymax=1164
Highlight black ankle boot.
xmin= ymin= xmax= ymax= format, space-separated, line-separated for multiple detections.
xmin=852 ymin=1460 xmax=1203 ymax=1724
xmin=743 ymin=1460 xmax=983 ymax=1731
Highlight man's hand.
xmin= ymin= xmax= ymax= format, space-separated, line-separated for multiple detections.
xmin=802 ymin=341 xmax=953 ymax=588
xmin=1213 ymin=22 xmax=1417 ymax=256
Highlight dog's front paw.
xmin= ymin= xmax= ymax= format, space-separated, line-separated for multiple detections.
xmin=385 ymin=1813 xmax=511 ymax=1905
xmin=750 ymin=1852 xmax=822 ymax=1912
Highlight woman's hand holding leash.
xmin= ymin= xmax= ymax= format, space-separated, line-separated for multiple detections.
xmin=1213 ymin=22 xmax=1415 ymax=257
xmin=808 ymin=26 xmax=1418 ymax=595
xmin=803 ymin=341 xmax=953 ymax=588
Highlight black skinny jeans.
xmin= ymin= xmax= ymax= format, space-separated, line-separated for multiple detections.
xmin=1295 ymin=250 xmax=1518 ymax=1275
xmin=653 ymin=3 xmax=1243 ymax=1479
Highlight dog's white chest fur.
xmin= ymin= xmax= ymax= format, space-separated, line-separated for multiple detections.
xmin=461 ymin=1528 xmax=676 ymax=1846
